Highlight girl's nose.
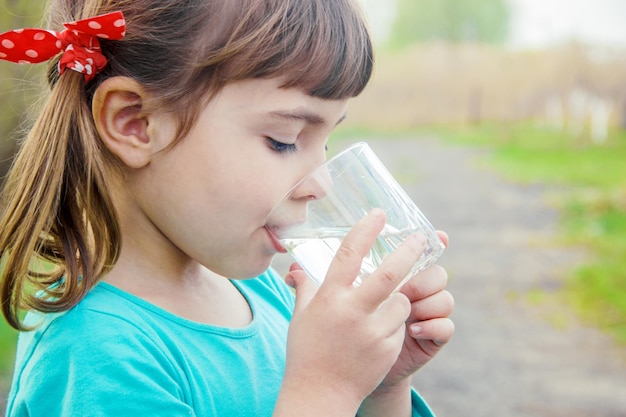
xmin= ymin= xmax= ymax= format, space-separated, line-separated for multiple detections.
xmin=289 ymin=164 xmax=333 ymax=202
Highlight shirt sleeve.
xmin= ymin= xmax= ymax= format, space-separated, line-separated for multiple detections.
xmin=7 ymin=310 xmax=196 ymax=417
xmin=411 ymin=388 xmax=436 ymax=417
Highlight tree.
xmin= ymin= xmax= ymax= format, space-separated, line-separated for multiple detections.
xmin=388 ymin=0 xmax=510 ymax=48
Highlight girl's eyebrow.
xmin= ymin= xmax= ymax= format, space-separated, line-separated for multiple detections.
xmin=266 ymin=109 xmax=347 ymax=127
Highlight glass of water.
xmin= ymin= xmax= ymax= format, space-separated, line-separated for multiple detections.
xmin=266 ymin=142 xmax=445 ymax=287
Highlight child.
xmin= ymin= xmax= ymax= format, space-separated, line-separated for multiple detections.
xmin=0 ymin=1 xmax=454 ymax=416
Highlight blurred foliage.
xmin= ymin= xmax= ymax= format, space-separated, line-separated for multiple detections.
xmin=0 ymin=1 xmax=46 ymax=178
xmin=388 ymin=0 xmax=510 ymax=49
xmin=0 ymin=319 xmax=16 ymax=396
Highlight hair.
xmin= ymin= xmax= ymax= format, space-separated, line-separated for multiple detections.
xmin=0 ymin=0 xmax=373 ymax=329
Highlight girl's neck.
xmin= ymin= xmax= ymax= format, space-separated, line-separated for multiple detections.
xmin=103 ymin=251 xmax=253 ymax=328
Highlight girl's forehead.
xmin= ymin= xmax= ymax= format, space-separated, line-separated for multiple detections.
xmin=215 ymin=79 xmax=349 ymax=122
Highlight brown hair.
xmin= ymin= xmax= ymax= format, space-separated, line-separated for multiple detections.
xmin=0 ymin=0 xmax=373 ymax=329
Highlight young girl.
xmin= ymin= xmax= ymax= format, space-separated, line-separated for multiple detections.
xmin=0 ymin=1 xmax=454 ymax=416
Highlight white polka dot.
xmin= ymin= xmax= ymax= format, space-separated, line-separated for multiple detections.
xmin=86 ymin=57 xmax=94 ymax=65
xmin=56 ymin=40 xmax=63 ymax=49
xmin=66 ymin=44 xmax=74 ymax=51
xmin=85 ymin=64 xmax=93 ymax=75
xmin=33 ymin=32 xmax=46 ymax=41
xmin=88 ymin=21 xmax=102 ymax=30
xmin=13 ymin=29 xmax=24 ymax=34
xmin=1 ymin=39 xmax=15 ymax=49
xmin=0 ymin=52 xmax=6 ymax=58
xmin=18 ymin=60 xmax=31 ymax=64
xmin=114 ymin=19 xmax=125 ymax=28
xmin=97 ymin=33 xmax=110 ymax=39
xmin=25 ymin=50 xmax=38 ymax=58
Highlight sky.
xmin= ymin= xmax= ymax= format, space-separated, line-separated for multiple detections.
xmin=508 ymin=0 xmax=626 ymax=48
xmin=359 ymin=0 xmax=626 ymax=48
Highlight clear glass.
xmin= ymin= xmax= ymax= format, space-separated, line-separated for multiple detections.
xmin=267 ymin=142 xmax=445 ymax=287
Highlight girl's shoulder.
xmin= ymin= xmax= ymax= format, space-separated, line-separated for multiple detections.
xmin=16 ymin=283 xmax=170 ymax=369
xmin=9 ymin=286 xmax=181 ymax=416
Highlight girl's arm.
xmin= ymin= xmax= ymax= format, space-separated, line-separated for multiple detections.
xmin=358 ymin=380 xmax=413 ymax=417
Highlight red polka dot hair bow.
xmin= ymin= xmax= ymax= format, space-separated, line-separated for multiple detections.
xmin=0 ymin=11 xmax=126 ymax=82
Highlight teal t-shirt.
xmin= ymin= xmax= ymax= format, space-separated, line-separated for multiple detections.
xmin=6 ymin=269 xmax=434 ymax=416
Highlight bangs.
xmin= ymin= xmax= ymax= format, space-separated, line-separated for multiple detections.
xmin=87 ymin=0 xmax=375 ymax=143
xmin=215 ymin=0 xmax=374 ymax=99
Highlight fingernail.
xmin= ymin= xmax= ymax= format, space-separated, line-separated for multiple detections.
xmin=408 ymin=233 xmax=427 ymax=250
xmin=370 ymin=208 xmax=385 ymax=219
xmin=410 ymin=324 xmax=423 ymax=337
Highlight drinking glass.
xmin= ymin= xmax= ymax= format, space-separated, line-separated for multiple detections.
xmin=266 ymin=142 xmax=445 ymax=287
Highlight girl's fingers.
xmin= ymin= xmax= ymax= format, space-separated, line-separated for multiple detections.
xmin=286 ymin=268 xmax=319 ymax=316
xmin=322 ymin=211 xmax=446 ymax=315
xmin=409 ymin=317 xmax=455 ymax=347
xmin=356 ymin=232 xmax=426 ymax=311
xmin=323 ymin=209 xmax=386 ymax=289
xmin=399 ymin=265 xmax=448 ymax=302
xmin=373 ymin=292 xmax=412 ymax=337
xmin=408 ymin=290 xmax=454 ymax=322
xmin=436 ymin=230 xmax=449 ymax=248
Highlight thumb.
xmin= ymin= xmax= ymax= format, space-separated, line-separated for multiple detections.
xmin=285 ymin=268 xmax=318 ymax=316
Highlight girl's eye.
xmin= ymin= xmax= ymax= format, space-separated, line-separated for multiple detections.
xmin=266 ymin=137 xmax=297 ymax=154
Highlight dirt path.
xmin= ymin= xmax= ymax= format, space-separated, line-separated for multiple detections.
xmin=362 ymin=137 xmax=626 ymax=417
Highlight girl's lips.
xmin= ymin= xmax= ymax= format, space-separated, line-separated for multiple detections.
xmin=265 ymin=226 xmax=287 ymax=253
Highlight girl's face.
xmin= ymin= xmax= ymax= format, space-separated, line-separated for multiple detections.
xmin=133 ymin=78 xmax=349 ymax=279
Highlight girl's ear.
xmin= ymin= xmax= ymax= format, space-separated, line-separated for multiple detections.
xmin=92 ymin=77 xmax=170 ymax=168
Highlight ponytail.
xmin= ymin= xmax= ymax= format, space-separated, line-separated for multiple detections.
xmin=0 ymin=70 xmax=120 ymax=330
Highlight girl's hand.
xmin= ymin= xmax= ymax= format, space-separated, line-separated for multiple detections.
xmin=359 ymin=231 xmax=454 ymax=416
xmin=275 ymin=209 xmax=430 ymax=417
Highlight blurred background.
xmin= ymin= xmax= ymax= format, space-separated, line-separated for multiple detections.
xmin=1 ymin=0 xmax=625 ymax=415
xmin=354 ymin=0 xmax=626 ymax=129
xmin=348 ymin=0 xmax=626 ymax=338
xmin=347 ymin=1 xmax=626 ymax=415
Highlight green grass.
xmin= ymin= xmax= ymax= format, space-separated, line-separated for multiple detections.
xmin=0 ymin=318 xmax=17 ymax=394
xmin=336 ymin=121 xmax=626 ymax=343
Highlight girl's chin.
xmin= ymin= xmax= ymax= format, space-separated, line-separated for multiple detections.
xmin=227 ymin=256 xmax=277 ymax=280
